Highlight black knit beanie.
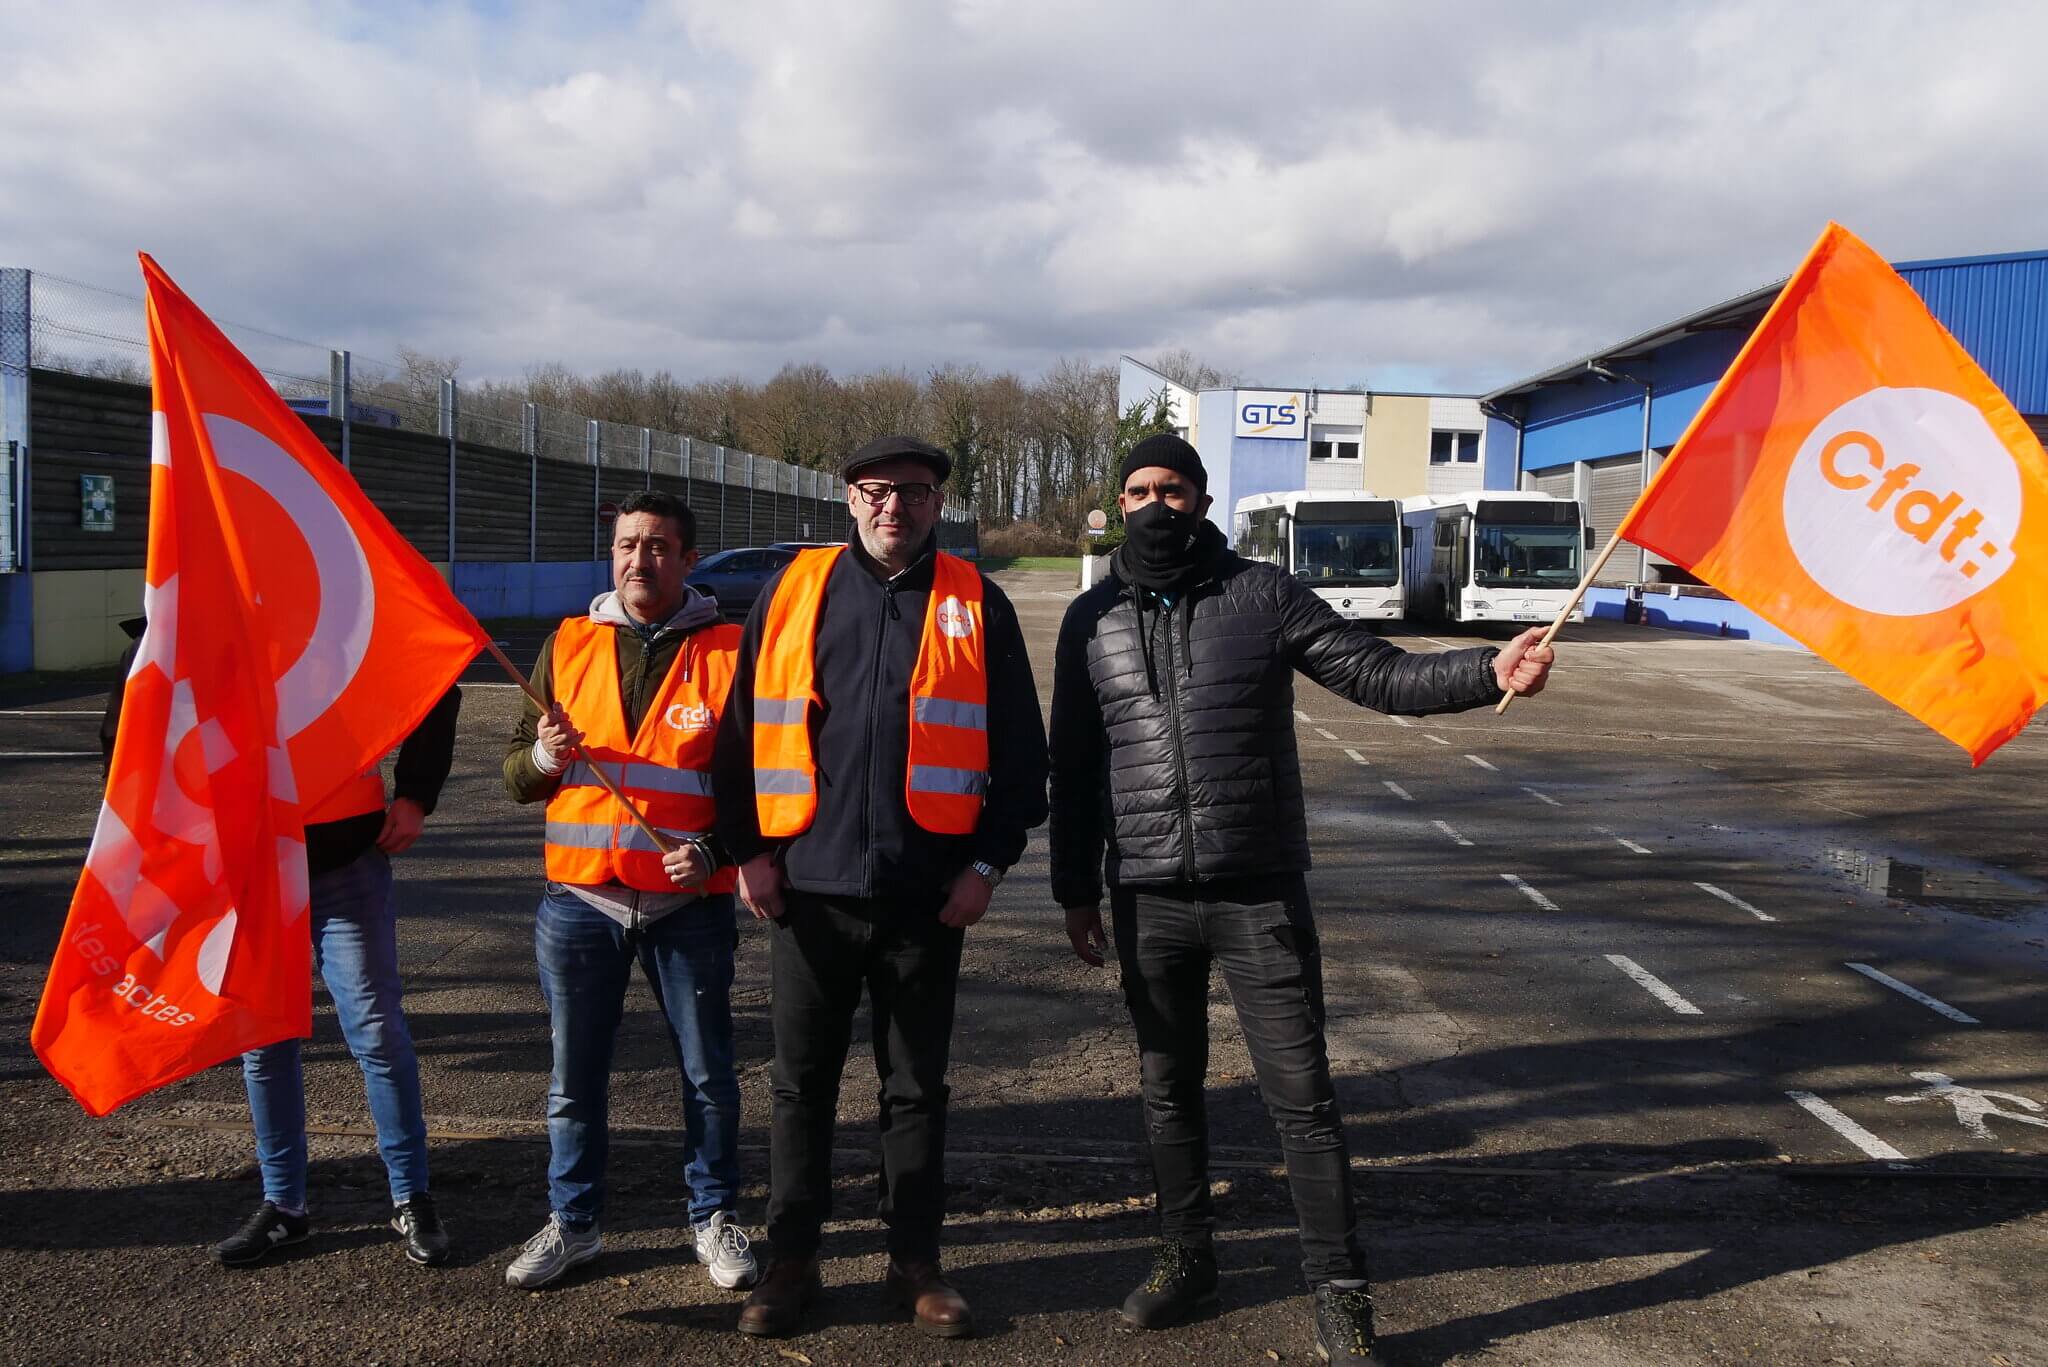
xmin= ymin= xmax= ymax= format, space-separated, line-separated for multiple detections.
xmin=1118 ymin=433 xmax=1207 ymax=494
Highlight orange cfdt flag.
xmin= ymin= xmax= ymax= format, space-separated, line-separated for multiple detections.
xmin=30 ymin=255 xmax=489 ymax=1115
xmin=1617 ymin=223 xmax=2048 ymax=764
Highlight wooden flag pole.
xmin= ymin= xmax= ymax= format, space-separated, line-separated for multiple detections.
xmin=482 ymin=639 xmax=676 ymax=853
xmin=1493 ymin=529 xmax=1632 ymax=715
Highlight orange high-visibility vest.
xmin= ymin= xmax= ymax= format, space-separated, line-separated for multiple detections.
xmin=303 ymin=768 xmax=386 ymax=825
xmin=543 ymin=615 xmax=742 ymax=894
xmin=752 ymin=547 xmax=989 ymax=838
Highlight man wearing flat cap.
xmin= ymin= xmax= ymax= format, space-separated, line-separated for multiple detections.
xmin=713 ymin=435 xmax=1048 ymax=1340
xmin=1048 ymin=434 xmax=1554 ymax=1364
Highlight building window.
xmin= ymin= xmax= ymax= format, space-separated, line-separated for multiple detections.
xmin=1430 ymin=430 xmax=1479 ymax=464
xmin=1310 ymin=439 xmax=1361 ymax=461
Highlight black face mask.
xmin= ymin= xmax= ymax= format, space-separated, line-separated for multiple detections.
xmin=1118 ymin=500 xmax=1206 ymax=590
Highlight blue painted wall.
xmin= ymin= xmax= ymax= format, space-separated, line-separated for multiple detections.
xmin=0 ymin=574 xmax=30 ymax=673
xmin=1518 ymin=253 xmax=2048 ymax=474
xmin=1583 ymin=586 xmax=1801 ymax=648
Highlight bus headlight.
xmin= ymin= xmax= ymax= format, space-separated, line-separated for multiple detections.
xmin=1469 ymin=600 xmax=1490 ymax=611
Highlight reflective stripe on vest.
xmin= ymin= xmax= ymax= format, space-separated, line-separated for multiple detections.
xmin=751 ymin=547 xmax=989 ymax=837
xmin=559 ymin=760 xmax=715 ymax=798
xmin=542 ymin=614 xmax=742 ymax=894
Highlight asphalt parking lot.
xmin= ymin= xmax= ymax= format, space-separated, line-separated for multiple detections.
xmin=2 ymin=567 xmax=2044 ymax=1365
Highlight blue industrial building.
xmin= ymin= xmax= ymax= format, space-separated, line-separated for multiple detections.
xmin=1480 ymin=247 xmax=2048 ymax=641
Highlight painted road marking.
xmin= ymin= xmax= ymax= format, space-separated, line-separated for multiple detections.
xmin=1520 ymin=786 xmax=1562 ymax=807
xmin=1465 ymin=754 xmax=1498 ymax=772
xmin=0 ymin=709 xmax=103 ymax=716
xmin=1886 ymin=1072 xmax=2047 ymax=1140
xmin=1425 ymin=733 xmax=1450 ymax=745
xmin=0 ymin=751 xmax=101 ymax=759
xmin=1787 ymin=1091 xmax=1907 ymax=1160
xmin=1316 ymin=727 xmax=1339 ymax=741
xmin=1343 ymin=748 xmax=1370 ymax=765
xmin=1296 ymin=710 xmax=1311 ymax=722
xmin=1594 ymin=827 xmax=1652 ymax=855
xmin=1696 ymin=882 xmax=1776 ymax=922
xmin=1432 ymin=819 xmax=1474 ymax=847
xmin=1389 ymin=715 xmax=1413 ymax=728
xmin=1605 ymin=955 xmax=1703 ymax=1015
xmin=1382 ymin=780 xmax=1415 ymax=802
xmin=1845 ymin=964 xmax=1979 ymax=1024
xmin=1500 ymin=874 xmax=1558 ymax=911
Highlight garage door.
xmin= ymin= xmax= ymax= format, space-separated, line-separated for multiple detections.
xmin=1528 ymin=467 xmax=1574 ymax=499
xmin=1587 ymin=454 xmax=1642 ymax=582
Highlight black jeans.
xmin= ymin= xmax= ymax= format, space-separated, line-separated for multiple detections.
xmin=766 ymin=888 xmax=965 ymax=1264
xmin=1111 ymin=874 xmax=1365 ymax=1286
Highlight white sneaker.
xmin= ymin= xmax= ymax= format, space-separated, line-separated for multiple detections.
xmin=504 ymin=1214 xmax=603 ymax=1289
xmin=693 ymin=1210 xmax=759 ymax=1290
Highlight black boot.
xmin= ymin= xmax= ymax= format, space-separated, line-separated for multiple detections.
xmin=1119 ymin=1239 xmax=1219 ymax=1329
xmin=391 ymin=1193 xmax=451 ymax=1266
xmin=1311 ymin=1281 xmax=1387 ymax=1363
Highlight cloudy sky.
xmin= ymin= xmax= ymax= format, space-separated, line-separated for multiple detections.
xmin=5 ymin=1 xmax=2045 ymax=394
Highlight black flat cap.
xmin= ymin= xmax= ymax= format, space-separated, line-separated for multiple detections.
xmin=842 ymin=434 xmax=952 ymax=484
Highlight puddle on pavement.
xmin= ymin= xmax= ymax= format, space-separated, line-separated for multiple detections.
xmin=1824 ymin=847 xmax=2048 ymax=917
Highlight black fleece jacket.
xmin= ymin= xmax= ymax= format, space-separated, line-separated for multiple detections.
xmin=712 ymin=538 xmax=1048 ymax=899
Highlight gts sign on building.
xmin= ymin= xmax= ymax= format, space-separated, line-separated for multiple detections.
xmin=1234 ymin=390 xmax=1308 ymax=440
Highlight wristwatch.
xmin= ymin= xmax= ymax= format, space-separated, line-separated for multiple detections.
xmin=969 ymin=860 xmax=1006 ymax=890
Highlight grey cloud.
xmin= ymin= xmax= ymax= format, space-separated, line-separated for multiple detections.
xmin=4 ymin=0 xmax=2046 ymax=397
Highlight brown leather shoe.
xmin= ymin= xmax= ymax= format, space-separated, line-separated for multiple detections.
xmin=885 ymin=1259 xmax=974 ymax=1338
xmin=737 ymin=1255 xmax=820 ymax=1338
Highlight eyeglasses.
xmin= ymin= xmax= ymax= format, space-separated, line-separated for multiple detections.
xmin=851 ymin=480 xmax=938 ymax=507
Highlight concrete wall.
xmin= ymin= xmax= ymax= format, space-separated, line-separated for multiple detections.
xmin=30 ymin=566 xmax=145 ymax=671
xmin=1365 ymin=394 xmax=1432 ymax=498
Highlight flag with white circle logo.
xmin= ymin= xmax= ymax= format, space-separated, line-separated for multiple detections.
xmin=31 ymin=255 xmax=489 ymax=1115
xmin=1617 ymin=223 xmax=2048 ymax=764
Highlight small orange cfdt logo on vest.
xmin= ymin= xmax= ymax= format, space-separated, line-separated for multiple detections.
xmin=936 ymin=595 xmax=974 ymax=639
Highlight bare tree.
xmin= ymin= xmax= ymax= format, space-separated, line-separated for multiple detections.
xmin=1147 ymin=346 xmax=1237 ymax=391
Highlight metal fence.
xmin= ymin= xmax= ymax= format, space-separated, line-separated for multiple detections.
xmin=1 ymin=267 xmax=974 ymax=574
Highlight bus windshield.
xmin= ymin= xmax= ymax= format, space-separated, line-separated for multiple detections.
xmin=1473 ymin=522 xmax=1581 ymax=587
xmin=1293 ymin=502 xmax=1399 ymax=587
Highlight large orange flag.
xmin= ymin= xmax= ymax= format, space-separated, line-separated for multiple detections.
xmin=1618 ymin=223 xmax=2048 ymax=763
xmin=31 ymin=256 xmax=489 ymax=1115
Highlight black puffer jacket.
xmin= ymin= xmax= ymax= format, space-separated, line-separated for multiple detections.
xmin=1048 ymin=547 xmax=1501 ymax=907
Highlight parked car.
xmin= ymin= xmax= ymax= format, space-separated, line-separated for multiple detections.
xmin=689 ymin=541 xmax=840 ymax=620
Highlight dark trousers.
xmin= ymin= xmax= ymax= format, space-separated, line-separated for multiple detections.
xmin=766 ymin=888 xmax=965 ymax=1264
xmin=1111 ymin=874 xmax=1366 ymax=1286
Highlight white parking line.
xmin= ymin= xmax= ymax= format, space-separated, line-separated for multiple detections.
xmin=1296 ymin=710 xmax=1311 ymax=722
xmin=1425 ymin=734 xmax=1450 ymax=746
xmin=1696 ymin=882 xmax=1776 ymax=922
xmin=0 ymin=709 xmax=102 ymax=716
xmin=1605 ymin=955 xmax=1703 ymax=1015
xmin=1465 ymin=754 xmax=1498 ymax=772
xmin=1845 ymin=963 xmax=1979 ymax=1024
xmin=1786 ymin=1090 xmax=1908 ymax=1161
xmin=1520 ymin=786 xmax=1562 ymax=807
xmin=1343 ymin=749 xmax=1370 ymax=765
xmin=1316 ymin=727 xmax=1339 ymax=741
xmin=1382 ymin=780 xmax=1415 ymax=802
xmin=1432 ymin=819 xmax=1474 ymax=847
xmin=1594 ymin=827 xmax=1652 ymax=855
xmin=0 ymin=751 xmax=100 ymax=758
xmin=1500 ymin=874 xmax=1558 ymax=910
xmin=1389 ymin=715 xmax=1413 ymax=728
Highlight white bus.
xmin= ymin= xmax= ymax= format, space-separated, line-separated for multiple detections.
xmin=1401 ymin=491 xmax=1590 ymax=625
xmin=1233 ymin=490 xmax=1406 ymax=621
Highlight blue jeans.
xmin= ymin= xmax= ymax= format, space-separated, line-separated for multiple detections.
xmin=535 ymin=886 xmax=742 ymax=1230
xmin=241 ymin=849 xmax=429 ymax=1210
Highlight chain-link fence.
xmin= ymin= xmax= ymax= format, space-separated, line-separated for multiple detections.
xmin=3 ymin=266 xmax=974 ymax=577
